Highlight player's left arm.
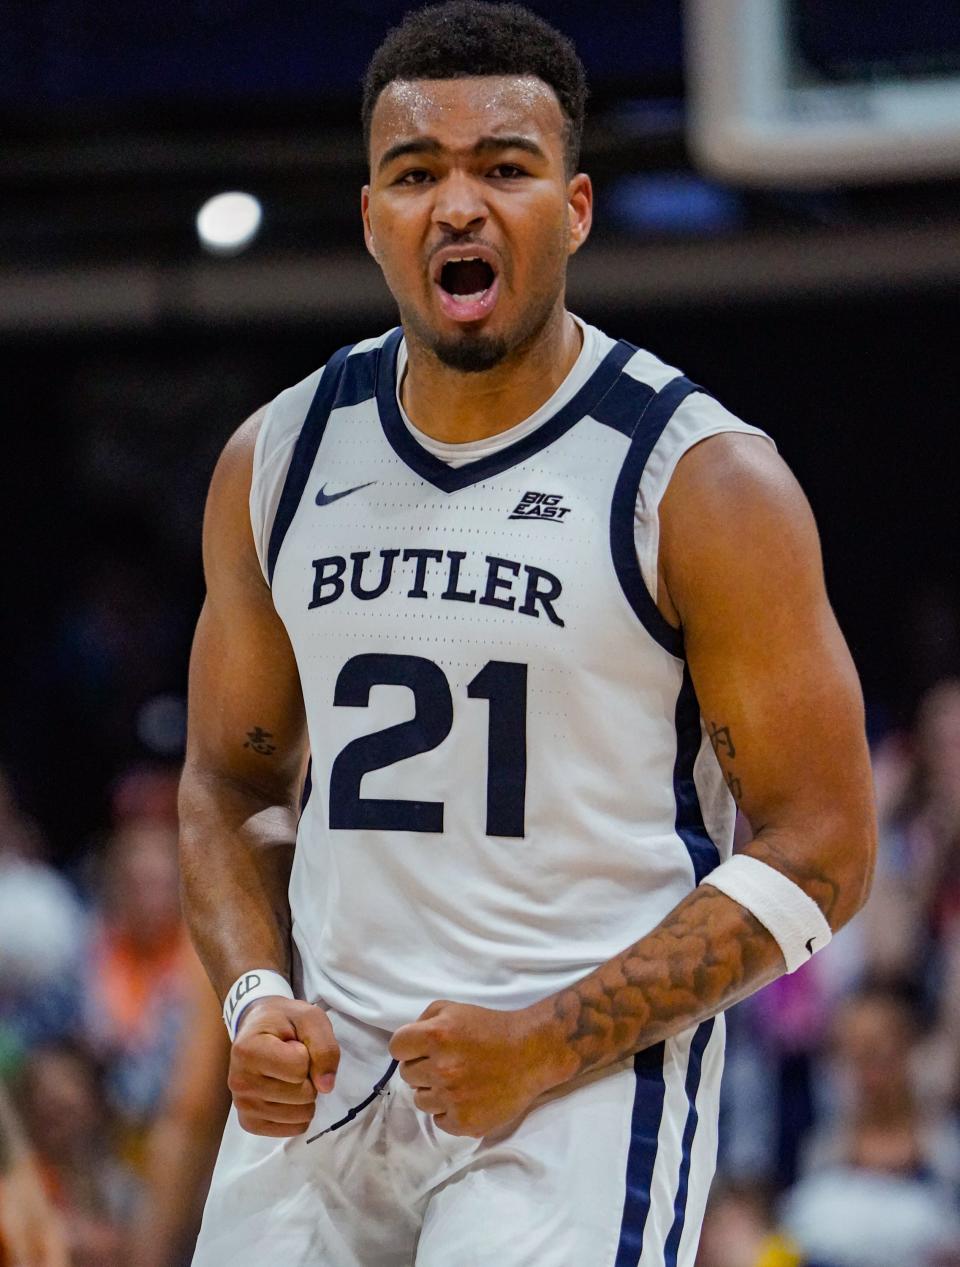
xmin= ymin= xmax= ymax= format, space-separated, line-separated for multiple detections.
xmin=534 ymin=432 xmax=877 ymax=1075
xmin=392 ymin=432 xmax=876 ymax=1136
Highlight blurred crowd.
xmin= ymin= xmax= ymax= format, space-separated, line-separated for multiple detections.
xmin=0 ymin=767 xmax=228 ymax=1266
xmin=702 ymin=679 xmax=960 ymax=1267
xmin=2 ymin=681 xmax=960 ymax=1265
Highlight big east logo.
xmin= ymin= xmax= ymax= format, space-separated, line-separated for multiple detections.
xmin=508 ymin=490 xmax=572 ymax=523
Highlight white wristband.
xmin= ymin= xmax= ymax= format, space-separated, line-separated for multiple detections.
xmin=222 ymin=969 xmax=295 ymax=1041
xmin=701 ymin=854 xmax=832 ymax=974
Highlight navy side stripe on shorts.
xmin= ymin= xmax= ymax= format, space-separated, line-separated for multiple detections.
xmin=663 ymin=1019 xmax=716 ymax=1265
xmin=614 ymin=1042 xmax=667 ymax=1267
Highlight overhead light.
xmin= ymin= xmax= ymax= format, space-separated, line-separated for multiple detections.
xmin=196 ymin=191 xmax=263 ymax=256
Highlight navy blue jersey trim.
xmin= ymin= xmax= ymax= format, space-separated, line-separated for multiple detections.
xmin=375 ymin=330 xmax=637 ymax=493
xmin=663 ymin=1019 xmax=715 ymax=1265
xmin=610 ymin=374 xmax=702 ymax=658
xmin=337 ymin=344 xmax=380 ymax=408
xmin=614 ymin=1041 xmax=667 ymax=1267
xmin=300 ymin=757 xmax=313 ymax=814
xmin=590 ymin=368 xmax=657 ymax=437
xmin=266 ymin=341 xmax=382 ymax=586
xmin=674 ymin=665 xmax=721 ymax=883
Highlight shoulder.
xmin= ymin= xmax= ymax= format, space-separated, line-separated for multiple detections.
xmin=207 ymin=331 xmax=394 ymax=583
xmin=659 ymin=427 xmax=824 ymax=628
xmin=249 ymin=329 xmax=397 ymax=486
xmin=208 ymin=404 xmax=269 ymax=519
xmin=203 ymin=406 xmax=271 ymax=590
xmin=663 ymin=427 xmax=813 ymax=545
xmin=215 ymin=405 xmax=267 ymax=484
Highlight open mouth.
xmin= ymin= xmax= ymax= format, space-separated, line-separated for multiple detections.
xmin=439 ymin=257 xmax=497 ymax=302
xmin=433 ymin=254 xmax=500 ymax=323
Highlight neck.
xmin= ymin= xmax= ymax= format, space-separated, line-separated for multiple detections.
xmin=400 ymin=305 xmax=582 ymax=444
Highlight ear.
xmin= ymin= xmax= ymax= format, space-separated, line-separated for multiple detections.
xmin=566 ymin=172 xmax=593 ymax=257
xmin=361 ymin=185 xmax=378 ymax=260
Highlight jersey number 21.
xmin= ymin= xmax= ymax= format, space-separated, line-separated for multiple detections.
xmin=328 ymin=653 xmax=527 ymax=838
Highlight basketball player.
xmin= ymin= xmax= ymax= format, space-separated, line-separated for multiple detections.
xmin=181 ymin=4 xmax=876 ymax=1263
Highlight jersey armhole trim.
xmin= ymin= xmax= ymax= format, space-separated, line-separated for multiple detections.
xmin=635 ymin=421 xmax=776 ymax=607
xmin=265 ymin=344 xmax=361 ymax=586
xmin=610 ymin=376 xmax=702 ymax=659
xmin=250 ymin=427 xmax=299 ymax=581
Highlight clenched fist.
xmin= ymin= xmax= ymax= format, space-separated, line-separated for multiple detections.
xmin=228 ymin=997 xmax=340 ymax=1137
xmin=389 ymin=1000 xmax=562 ymax=1138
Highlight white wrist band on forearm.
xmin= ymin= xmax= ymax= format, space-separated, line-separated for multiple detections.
xmin=700 ymin=854 xmax=832 ymax=974
xmin=222 ymin=969 xmax=295 ymax=1041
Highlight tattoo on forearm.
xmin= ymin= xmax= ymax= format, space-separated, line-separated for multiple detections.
xmin=709 ymin=720 xmax=743 ymax=806
xmin=244 ymin=726 xmax=277 ymax=756
xmin=540 ymin=711 xmax=846 ymax=1080
xmin=549 ymin=886 xmax=781 ymax=1079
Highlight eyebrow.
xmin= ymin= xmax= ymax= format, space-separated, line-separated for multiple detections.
xmin=377 ymin=134 xmax=548 ymax=174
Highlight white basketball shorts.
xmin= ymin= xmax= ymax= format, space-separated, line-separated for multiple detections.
xmin=192 ymin=1004 xmax=724 ymax=1267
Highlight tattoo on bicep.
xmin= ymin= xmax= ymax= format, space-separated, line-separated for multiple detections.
xmin=725 ymin=770 xmax=743 ymax=806
xmin=244 ymin=726 xmax=277 ymax=756
xmin=708 ymin=721 xmax=736 ymax=759
xmin=709 ymin=720 xmax=743 ymax=805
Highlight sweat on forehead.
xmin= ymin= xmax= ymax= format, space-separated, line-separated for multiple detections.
xmin=369 ymin=76 xmax=568 ymax=164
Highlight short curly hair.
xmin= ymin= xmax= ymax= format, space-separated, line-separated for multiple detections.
xmin=362 ymin=2 xmax=588 ymax=175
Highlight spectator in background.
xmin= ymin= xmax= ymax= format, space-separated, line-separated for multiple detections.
xmin=108 ymin=763 xmax=180 ymax=832
xmin=102 ymin=762 xmax=229 ymax=1265
xmin=127 ymin=949 xmax=230 ymax=1267
xmin=80 ymin=818 xmax=192 ymax=1166
xmin=696 ymin=1180 xmax=803 ymax=1267
xmin=865 ymin=679 xmax=960 ymax=1102
xmin=0 ymin=1076 xmax=69 ymax=1267
xmin=782 ymin=981 xmax=960 ymax=1267
xmin=0 ymin=768 xmax=86 ymax=1067
xmin=866 ymin=680 xmax=960 ymax=971
xmin=17 ymin=1042 xmax=134 ymax=1267
xmin=802 ymin=981 xmax=960 ymax=1190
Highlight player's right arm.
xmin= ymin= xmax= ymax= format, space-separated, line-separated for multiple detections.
xmin=179 ymin=407 xmax=339 ymax=1137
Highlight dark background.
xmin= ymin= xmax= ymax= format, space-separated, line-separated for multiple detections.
xmin=0 ymin=1 xmax=680 ymax=110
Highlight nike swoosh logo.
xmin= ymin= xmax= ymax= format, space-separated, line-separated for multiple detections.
xmin=806 ymin=937 xmax=816 ymax=955
xmin=315 ymin=480 xmax=377 ymax=507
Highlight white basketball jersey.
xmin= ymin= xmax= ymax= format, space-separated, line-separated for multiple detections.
xmin=250 ymin=317 xmax=770 ymax=1033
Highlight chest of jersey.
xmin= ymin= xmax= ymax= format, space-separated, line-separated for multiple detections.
xmin=272 ymin=381 xmax=687 ymax=843
xmin=260 ymin=332 xmax=735 ymax=1026
xmin=276 ymin=407 xmax=638 ymax=657
xmin=268 ymin=387 xmax=688 ymax=788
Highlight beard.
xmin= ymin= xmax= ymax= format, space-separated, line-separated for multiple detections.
xmin=432 ymin=332 xmax=509 ymax=373
xmin=404 ymin=279 xmax=562 ymax=376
